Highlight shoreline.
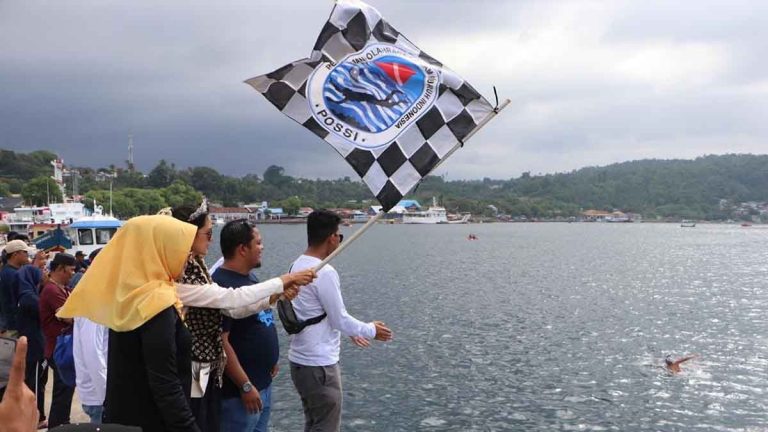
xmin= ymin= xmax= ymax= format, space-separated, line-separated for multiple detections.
xmin=254 ymin=218 xmax=764 ymax=225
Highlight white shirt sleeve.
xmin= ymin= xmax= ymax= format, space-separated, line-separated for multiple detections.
xmin=95 ymin=323 xmax=109 ymax=399
xmin=315 ymin=269 xmax=376 ymax=339
xmin=221 ymin=298 xmax=273 ymax=319
xmin=177 ymin=278 xmax=283 ymax=309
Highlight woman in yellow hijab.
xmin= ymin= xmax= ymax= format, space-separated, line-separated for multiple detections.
xmin=58 ymin=214 xmax=314 ymax=431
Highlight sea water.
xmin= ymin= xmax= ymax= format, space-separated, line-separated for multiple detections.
xmin=206 ymin=223 xmax=768 ymax=431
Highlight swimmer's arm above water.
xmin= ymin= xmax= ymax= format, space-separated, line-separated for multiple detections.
xmin=674 ymin=355 xmax=697 ymax=366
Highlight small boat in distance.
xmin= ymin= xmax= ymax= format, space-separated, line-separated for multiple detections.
xmin=442 ymin=214 xmax=471 ymax=224
xmin=680 ymin=220 xmax=696 ymax=228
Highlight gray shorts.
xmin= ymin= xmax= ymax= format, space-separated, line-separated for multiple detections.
xmin=290 ymin=362 xmax=342 ymax=432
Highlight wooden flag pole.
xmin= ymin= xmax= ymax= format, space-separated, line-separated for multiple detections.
xmin=313 ymin=98 xmax=511 ymax=272
xmin=314 ymin=209 xmax=385 ymax=271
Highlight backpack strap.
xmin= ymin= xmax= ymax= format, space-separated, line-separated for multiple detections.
xmin=277 ymin=263 xmax=327 ymax=335
xmin=302 ymin=313 xmax=327 ymax=327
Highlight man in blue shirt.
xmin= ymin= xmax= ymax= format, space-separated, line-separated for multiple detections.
xmin=0 ymin=240 xmax=31 ymax=334
xmin=213 ymin=219 xmax=290 ymax=432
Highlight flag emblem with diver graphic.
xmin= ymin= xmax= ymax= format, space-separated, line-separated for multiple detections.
xmin=308 ymin=43 xmax=440 ymax=148
xmin=246 ymin=0 xmax=494 ymax=211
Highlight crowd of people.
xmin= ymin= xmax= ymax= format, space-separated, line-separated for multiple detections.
xmin=0 ymin=203 xmax=393 ymax=432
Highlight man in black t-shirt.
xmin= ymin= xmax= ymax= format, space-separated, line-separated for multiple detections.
xmin=213 ymin=220 xmax=282 ymax=432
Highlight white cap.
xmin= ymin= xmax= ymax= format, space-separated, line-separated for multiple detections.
xmin=3 ymin=239 xmax=29 ymax=255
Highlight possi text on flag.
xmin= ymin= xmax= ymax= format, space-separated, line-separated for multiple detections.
xmin=246 ymin=0 xmax=495 ymax=211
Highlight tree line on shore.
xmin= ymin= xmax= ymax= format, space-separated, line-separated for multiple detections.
xmin=1 ymin=149 xmax=767 ymax=220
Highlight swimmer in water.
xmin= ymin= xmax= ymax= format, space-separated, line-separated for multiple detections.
xmin=665 ymin=354 xmax=696 ymax=373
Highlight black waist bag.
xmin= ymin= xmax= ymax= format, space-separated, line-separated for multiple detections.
xmin=276 ymin=299 xmax=326 ymax=335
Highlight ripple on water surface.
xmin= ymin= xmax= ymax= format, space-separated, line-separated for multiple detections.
xmin=206 ymin=223 xmax=768 ymax=431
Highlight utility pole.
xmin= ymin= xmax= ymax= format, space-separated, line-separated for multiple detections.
xmin=69 ymin=169 xmax=80 ymax=198
xmin=127 ymin=134 xmax=135 ymax=172
xmin=108 ymin=169 xmax=117 ymax=217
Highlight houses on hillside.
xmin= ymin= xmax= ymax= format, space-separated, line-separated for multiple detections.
xmin=731 ymin=201 xmax=768 ymax=222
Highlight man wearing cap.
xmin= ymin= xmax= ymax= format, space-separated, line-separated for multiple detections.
xmin=1 ymin=232 xmax=28 ymax=267
xmin=1 ymin=231 xmax=19 ymax=266
xmin=40 ymin=253 xmax=77 ymax=428
xmin=0 ymin=240 xmax=31 ymax=334
xmin=74 ymin=251 xmax=89 ymax=273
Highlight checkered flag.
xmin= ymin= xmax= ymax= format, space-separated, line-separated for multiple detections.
xmin=246 ymin=0 xmax=495 ymax=211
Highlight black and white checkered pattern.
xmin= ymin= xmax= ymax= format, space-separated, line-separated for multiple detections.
xmin=246 ymin=0 xmax=494 ymax=211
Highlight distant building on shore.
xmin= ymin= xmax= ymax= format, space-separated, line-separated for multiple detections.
xmin=242 ymin=202 xmax=286 ymax=220
xmin=581 ymin=210 xmax=641 ymax=222
xmin=209 ymin=206 xmax=256 ymax=223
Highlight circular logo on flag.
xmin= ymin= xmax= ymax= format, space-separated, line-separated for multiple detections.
xmin=307 ymin=43 xmax=441 ymax=150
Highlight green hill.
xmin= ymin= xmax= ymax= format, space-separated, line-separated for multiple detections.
xmin=411 ymin=154 xmax=768 ymax=220
xmin=1 ymin=149 xmax=766 ymax=220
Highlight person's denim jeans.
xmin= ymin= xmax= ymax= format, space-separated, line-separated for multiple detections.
xmin=220 ymin=385 xmax=272 ymax=432
xmin=81 ymin=405 xmax=103 ymax=424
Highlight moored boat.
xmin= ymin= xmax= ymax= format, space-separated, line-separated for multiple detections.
xmin=33 ymin=226 xmax=73 ymax=253
xmin=403 ymin=206 xmax=448 ymax=224
xmin=66 ymin=205 xmax=122 ymax=256
xmin=403 ymin=197 xmax=448 ymax=224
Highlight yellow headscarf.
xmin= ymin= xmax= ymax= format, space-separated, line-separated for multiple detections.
xmin=57 ymin=215 xmax=197 ymax=331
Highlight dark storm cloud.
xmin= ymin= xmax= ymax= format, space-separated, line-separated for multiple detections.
xmin=0 ymin=0 xmax=765 ymax=180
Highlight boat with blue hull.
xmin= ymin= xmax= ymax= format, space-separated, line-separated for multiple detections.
xmin=33 ymin=205 xmax=122 ymax=256
xmin=67 ymin=210 xmax=122 ymax=256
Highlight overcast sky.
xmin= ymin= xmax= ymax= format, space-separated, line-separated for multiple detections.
xmin=1 ymin=0 xmax=765 ymax=180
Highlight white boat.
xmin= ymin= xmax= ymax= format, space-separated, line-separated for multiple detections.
xmin=5 ymin=218 xmax=33 ymax=235
xmin=4 ymin=206 xmax=48 ymax=234
xmin=352 ymin=210 xmax=369 ymax=222
xmin=2 ymin=158 xmax=89 ymax=235
xmin=48 ymin=202 xmax=87 ymax=224
xmin=66 ymin=205 xmax=122 ymax=256
xmin=4 ymin=202 xmax=88 ymax=235
xmin=403 ymin=198 xmax=448 ymax=224
xmin=680 ymin=220 xmax=696 ymax=228
xmin=446 ymin=214 xmax=471 ymax=224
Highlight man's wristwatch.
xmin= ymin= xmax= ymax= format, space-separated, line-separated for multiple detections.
xmin=240 ymin=381 xmax=254 ymax=394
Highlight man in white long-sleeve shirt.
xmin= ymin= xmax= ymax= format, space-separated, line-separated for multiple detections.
xmin=289 ymin=210 xmax=392 ymax=432
xmin=72 ymin=248 xmax=108 ymax=424
xmin=73 ymin=317 xmax=109 ymax=423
